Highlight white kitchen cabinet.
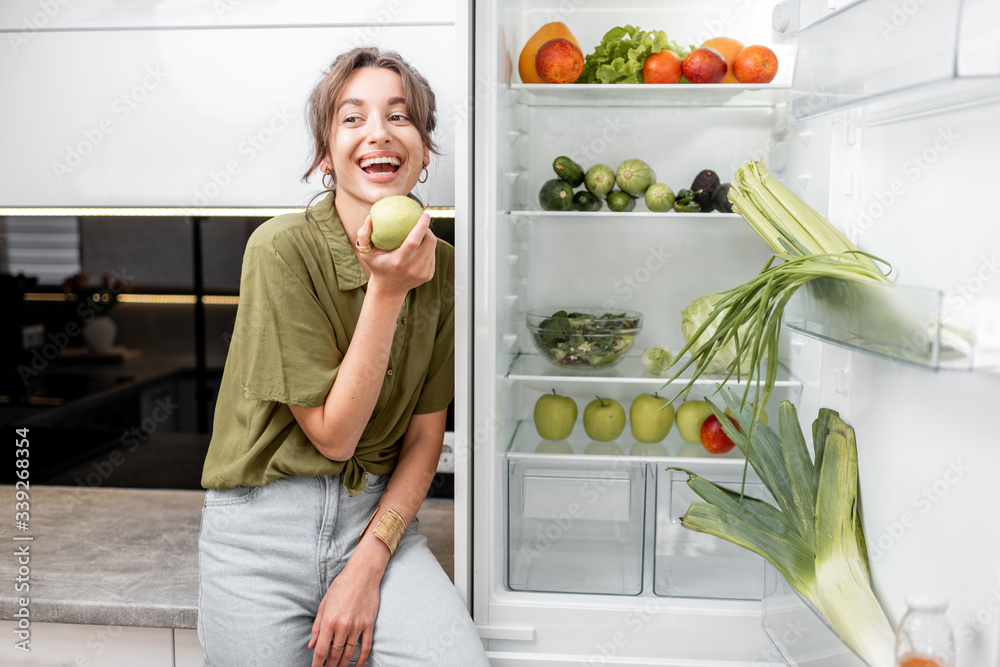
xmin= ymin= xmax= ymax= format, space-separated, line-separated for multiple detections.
xmin=0 ymin=8 xmax=458 ymax=208
xmin=0 ymin=621 xmax=174 ymax=666
xmin=173 ymin=628 xmax=204 ymax=667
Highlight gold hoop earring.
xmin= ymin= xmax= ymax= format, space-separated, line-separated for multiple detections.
xmin=418 ymin=166 xmax=429 ymax=184
xmin=322 ymin=171 xmax=336 ymax=190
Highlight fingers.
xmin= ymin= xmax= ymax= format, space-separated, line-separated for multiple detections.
xmin=357 ymin=627 xmax=374 ymax=667
xmin=356 ymin=215 xmax=374 ymax=255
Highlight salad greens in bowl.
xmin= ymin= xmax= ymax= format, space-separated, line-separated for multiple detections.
xmin=526 ymin=308 xmax=643 ymax=369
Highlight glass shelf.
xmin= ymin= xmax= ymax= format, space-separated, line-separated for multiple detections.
xmin=783 ymin=277 xmax=1000 ymax=372
xmin=506 ymin=416 xmax=749 ymax=465
xmin=761 ymin=561 xmax=873 ymax=666
xmin=511 ymin=83 xmax=790 ymax=108
xmin=507 ymin=210 xmax=744 ymax=221
xmin=505 ymin=352 xmax=803 ymax=387
xmin=790 ymin=0 xmax=1000 ymax=124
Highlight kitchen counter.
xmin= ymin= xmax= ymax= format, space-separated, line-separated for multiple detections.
xmin=0 ymin=485 xmax=204 ymax=629
xmin=0 ymin=485 xmax=457 ymax=631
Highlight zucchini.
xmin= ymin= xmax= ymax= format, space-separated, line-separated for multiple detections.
xmin=539 ymin=179 xmax=575 ymax=211
xmin=573 ymin=190 xmax=602 ymax=212
xmin=607 ymin=190 xmax=636 ymax=212
xmin=553 ymin=156 xmax=584 ymax=187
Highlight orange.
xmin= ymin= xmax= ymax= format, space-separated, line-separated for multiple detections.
xmin=701 ymin=37 xmax=744 ymax=84
xmin=518 ymin=22 xmax=580 ymax=84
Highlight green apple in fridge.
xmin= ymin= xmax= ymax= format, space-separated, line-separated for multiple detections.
xmin=369 ymin=195 xmax=425 ymax=250
xmin=533 ymin=390 xmax=578 ymax=440
xmin=535 ymin=439 xmax=574 ymax=455
xmin=584 ymin=441 xmax=624 ymax=456
xmin=629 ymin=393 xmax=674 ymax=443
xmin=676 ymin=399 xmax=715 ymax=444
xmin=582 ymin=396 xmax=626 ymax=442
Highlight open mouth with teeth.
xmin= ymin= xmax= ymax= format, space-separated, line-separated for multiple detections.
xmin=359 ymin=156 xmax=401 ymax=174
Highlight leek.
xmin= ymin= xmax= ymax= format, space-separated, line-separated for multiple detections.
xmin=671 ymin=389 xmax=895 ymax=667
xmin=662 ymin=159 xmax=892 ymax=427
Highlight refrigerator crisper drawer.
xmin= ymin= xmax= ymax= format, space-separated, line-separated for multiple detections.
xmin=655 ymin=468 xmax=768 ymax=601
xmin=507 ymin=457 xmax=645 ymax=595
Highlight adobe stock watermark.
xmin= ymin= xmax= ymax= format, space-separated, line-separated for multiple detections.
xmin=516 ymin=456 xmax=635 ymax=568
xmin=568 ymin=117 xmax=628 ymax=167
xmin=602 ymin=244 xmax=672 ymax=310
xmin=8 ymin=0 xmax=72 ymax=53
xmin=16 ymin=268 xmax=135 ymax=384
xmin=51 ymin=66 xmax=169 ymax=182
xmin=751 ymin=619 xmax=809 ymax=664
xmin=191 ymin=108 xmax=292 ymax=205
xmin=581 ymin=599 xmax=664 ymax=666
xmin=73 ymin=395 xmax=181 ymax=489
xmin=856 ymin=126 xmax=959 ymax=234
xmin=692 ymin=0 xmax=754 ymax=45
xmin=867 ymin=459 xmax=969 ymax=562
xmin=956 ymin=588 xmax=1000 ymax=652
xmin=877 ymin=0 xmax=927 ymax=40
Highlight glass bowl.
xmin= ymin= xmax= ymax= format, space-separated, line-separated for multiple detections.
xmin=526 ymin=308 xmax=643 ymax=369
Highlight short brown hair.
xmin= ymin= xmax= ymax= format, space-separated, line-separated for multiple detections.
xmin=302 ymin=47 xmax=439 ymax=183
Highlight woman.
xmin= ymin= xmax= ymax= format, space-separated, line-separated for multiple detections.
xmin=197 ymin=47 xmax=489 ymax=667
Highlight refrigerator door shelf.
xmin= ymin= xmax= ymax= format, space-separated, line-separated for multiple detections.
xmin=761 ymin=561 xmax=872 ymax=667
xmin=784 ymin=277 xmax=1000 ymax=372
xmin=511 ymin=83 xmax=791 ymax=109
xmin=790 ymin=0 xmax=1000 ymax=125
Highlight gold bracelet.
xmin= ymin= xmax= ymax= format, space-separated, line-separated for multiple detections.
xmin=372 ymin=507 xmax=408 ymax=556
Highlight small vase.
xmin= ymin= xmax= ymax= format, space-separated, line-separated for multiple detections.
xmin=83 ymin=316 xmax=117 ymax=353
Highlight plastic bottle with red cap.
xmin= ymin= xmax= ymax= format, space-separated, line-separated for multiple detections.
xmin=895 ymin=591 xmax=957 ymax=667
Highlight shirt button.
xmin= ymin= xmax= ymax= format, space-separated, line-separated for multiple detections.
xmin=386 ymin=369 xmax=393 ymax=376
xmin=401 ymin=317 xmax=407 ymax=325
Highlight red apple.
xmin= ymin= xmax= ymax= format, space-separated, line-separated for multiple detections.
xmin=535 ymin=38 xmax=584 ymax=84
xmin=681 ymin=47 xmax=727 ymax=84
xmin=700 ymin=414 xmax=739 ymax=454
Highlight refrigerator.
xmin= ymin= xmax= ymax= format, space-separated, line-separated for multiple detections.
xmin=457 ymin=0 xmax=1000 ymax=665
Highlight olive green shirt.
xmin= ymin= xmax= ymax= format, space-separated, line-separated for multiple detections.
xmin=201 ymin=192 xmax=455 ymax=496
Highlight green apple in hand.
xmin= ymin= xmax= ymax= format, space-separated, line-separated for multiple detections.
xmin=369 ymin=195 xmax=425 ymax=250
xmin=629 ymin=393 xmax=675 ymax=443
xmin=583 ymin=396 xmax=626 ymax=442
xmin=676 ymin=399 xmax=715 ymax=444
xmin=533 ymin=390 xmax=577 ymax=440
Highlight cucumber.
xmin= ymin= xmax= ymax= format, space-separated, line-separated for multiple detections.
xmin=539 ymin=179 xmax=575 ymax=211
xmin=607 ymin=190 xmax=636 ymax=212
xmin=553 ymin=156 xmax=584 ymax=187
xmin=573 ymin=190 xmax=602 ymax=212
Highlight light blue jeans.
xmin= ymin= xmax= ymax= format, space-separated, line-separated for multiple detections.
xmin=197 ymin=473 xmax=489 ymax=666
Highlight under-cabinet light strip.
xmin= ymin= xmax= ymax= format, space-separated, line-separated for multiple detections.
xmin=24 ymin=293 xmax=241 ymax=305
xmin=0 ymin=206 xmax=455 ymax=218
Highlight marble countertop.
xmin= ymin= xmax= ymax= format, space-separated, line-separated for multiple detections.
xmin=0 ymin=485 xmax=204 ymax=629
xmin=0 ymin=484 xmax=456 ymax=631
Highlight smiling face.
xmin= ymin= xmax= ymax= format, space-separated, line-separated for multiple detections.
xmin=321 ymin=67 xmax=429 ymax=217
